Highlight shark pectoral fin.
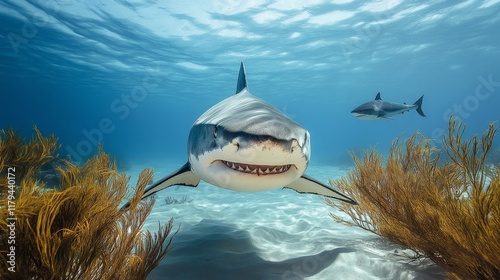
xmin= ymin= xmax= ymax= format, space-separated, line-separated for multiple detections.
xmin=142 ymin=162 xmax=200 ymax=199
xmin=284 ymin=174 xmax=358 ymax=205
xmin=121 ymin=162 xmax=200 ymax=209
xmin=377 ymin=113 xmax=394 ymax=120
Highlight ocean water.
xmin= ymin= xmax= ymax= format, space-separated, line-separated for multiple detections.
xmin=137 ymin=161 xmax=445 ymax=280
xmin=1 ymin=0 xmax=499 ymax=279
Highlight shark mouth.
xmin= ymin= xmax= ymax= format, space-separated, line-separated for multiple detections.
xmin=221 ymin=160 xmax=292 ymax=176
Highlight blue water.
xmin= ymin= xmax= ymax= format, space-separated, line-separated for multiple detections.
xmin=3 ymin=1 xmax=499 ymax=279
xmin=2 ymin=1 xmax=499 ymax=165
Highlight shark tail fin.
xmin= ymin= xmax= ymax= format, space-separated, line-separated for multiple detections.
xmin=235 ymin=62 xmax=248 ymax=94
xmin=413 ymin=95 xmax=426 ymax=117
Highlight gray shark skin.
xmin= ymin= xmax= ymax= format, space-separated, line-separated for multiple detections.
xmin=351 ymin=92 xmax=425 ymax=120
xmin=121 ymin=63 xmax=357 ymax=209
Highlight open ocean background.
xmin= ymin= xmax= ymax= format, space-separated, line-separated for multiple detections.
xmin=1 ymin=1 xmax=499 ymax=279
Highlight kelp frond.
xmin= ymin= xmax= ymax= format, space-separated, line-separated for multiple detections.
xmin=326 ymin=118 xmax=500 ymax=280
xmin=0 ymin=126 xmax=59 ymax=184
xmin=0 ymin=127 xmax=174 ymax=280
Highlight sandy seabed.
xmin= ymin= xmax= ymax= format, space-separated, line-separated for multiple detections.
xmin=126 ymin=160 xmax=445 ymax=280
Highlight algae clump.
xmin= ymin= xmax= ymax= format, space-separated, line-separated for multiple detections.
xmin=326 ymin=118 xmax=500 ymax=280
xmin=0 ymin=127 xmax=174 ymax=280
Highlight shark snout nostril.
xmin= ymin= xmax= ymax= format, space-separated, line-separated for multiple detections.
xmin=290 ymin=139 xmax=300 ymax=153
xmin=231 ymin=139 xmax=240 ymax=149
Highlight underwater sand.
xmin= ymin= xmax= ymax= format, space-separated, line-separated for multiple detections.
xmin=127 ymin=160 xmax=445 ymax=280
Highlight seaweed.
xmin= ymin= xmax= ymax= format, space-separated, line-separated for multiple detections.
xmin=163 ymin=196 xmax=193 ymax=205
xmin=0 ymin=127 xmax=175 ymax=280
xmin=325 ymin=118 xmax=500 ymax=280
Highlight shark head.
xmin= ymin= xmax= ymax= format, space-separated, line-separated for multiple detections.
xmin=187 ymin=63 xmax=310 ymax=191
xmin=350 ymin=99 xmax=385 ymax=120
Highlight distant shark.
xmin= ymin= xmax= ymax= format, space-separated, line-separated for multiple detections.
xmin=121 ymin=62 xmax=357 ymax=209
xmin=351 ymin=92 xmax=425 ymax=120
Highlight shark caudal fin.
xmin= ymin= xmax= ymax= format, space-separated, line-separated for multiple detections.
xmin=120 ymin=162 xmax=200 ymax=210
xmin=285 ymin=174 xmax=358 ymax=204
xmin=413 ymin=95 xmax=426 ymax=117
xmin=235 ymin=62 xmax=248 ymax=94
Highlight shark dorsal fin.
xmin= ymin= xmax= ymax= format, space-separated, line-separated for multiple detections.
xmin=235 ymin=62 xmax=248 ymax=94
xmin=375 ymin=92 xmax=382 ymax=100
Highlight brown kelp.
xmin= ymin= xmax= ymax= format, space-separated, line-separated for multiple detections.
xmin=326 ymin=118 xmax=499 ymax=280
xmin=0 ymin=127 xmax=174 ymax=280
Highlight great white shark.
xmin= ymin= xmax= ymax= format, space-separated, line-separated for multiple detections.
xmin=121 ymin=62 xmax=357 ymax=209
xmin=351 ymin=92 xmax=425 ymax=120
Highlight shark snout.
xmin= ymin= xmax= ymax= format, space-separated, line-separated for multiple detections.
xmin=228 ymin=135 xmax=297 ymax=151
xmin=237 ymin=137 xmax=295 ymax=153
xmin=217 ymin=136 xmax=306 ymax=166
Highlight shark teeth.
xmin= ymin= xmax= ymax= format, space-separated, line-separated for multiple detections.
xmin=221 ymin=160 xmax=291 ymax=176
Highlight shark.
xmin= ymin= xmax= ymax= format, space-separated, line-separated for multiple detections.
xmin=351 ymin=92 xmax=425 ymax=120
xmin=121 ymin=62 xmax=357 ymax=209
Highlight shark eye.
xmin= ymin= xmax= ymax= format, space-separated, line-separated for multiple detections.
xmin=213 ymin=126 xmax=218 ymax=138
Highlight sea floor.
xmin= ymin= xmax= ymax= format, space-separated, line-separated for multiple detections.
xmin=126 ymin=160 xmax=445 ymax=280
